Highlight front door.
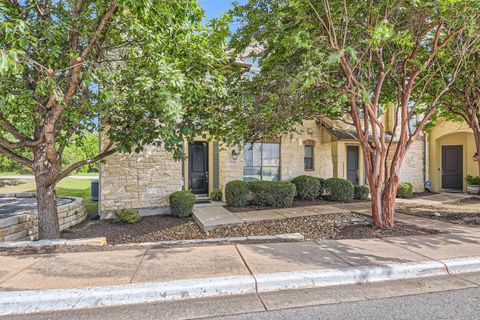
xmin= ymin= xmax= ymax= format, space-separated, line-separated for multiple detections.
xmin=442 ymin=145 xmax=463 ymax=190
xmin=189 ymin=142 xmax=208 ymax=194
xmin=346 ymin=146 xmax=359 ymax=185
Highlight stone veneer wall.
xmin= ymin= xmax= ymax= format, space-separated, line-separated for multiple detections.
xmin=0 ymin=195 xmax=87 ymax=242
xmin=100 ymin=145 xmax=183 ymax=218
xmin=398 ymin=138 xmax=426 ymax=192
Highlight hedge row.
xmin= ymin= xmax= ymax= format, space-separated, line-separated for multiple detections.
xmin=225 ymin=180 xmax=296 ymax=208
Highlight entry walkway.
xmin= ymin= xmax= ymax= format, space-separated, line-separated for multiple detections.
xmin=193 ymin=193 xmax=471 ymax=232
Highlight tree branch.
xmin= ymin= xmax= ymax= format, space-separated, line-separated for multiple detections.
xmin=0 ymin=145 xmax=33 ymax=168
xmin=56 ymin=142 xmax=116 ymax=182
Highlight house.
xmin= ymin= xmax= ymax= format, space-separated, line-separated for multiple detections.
xmin=101 ymin=114 xmax=470 ymax=218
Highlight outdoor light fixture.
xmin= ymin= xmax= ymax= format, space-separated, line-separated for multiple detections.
xmin=231 ymin=149 xmax=238 ymax=160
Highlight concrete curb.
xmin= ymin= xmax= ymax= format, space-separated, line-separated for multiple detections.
xmin=115 ymin=233 xmax=305 ymax=248
xmin=2 ymin=258 xmax=480 ymax=316
xmin=254 ymin=260 xmax=447 ymax=292
xmin=0 ymin=275 xmax=256 ymax=316
xmin=0 ymin=237 xmax=107 ymax=248
xmin=442 ymin=256 xmax=480 ymax=274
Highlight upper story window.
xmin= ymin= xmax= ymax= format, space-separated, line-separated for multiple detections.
xmin=243 ymin=143 xmax=280 ymax=181
xmin=304 ymin=145 xmax=314 ymax=170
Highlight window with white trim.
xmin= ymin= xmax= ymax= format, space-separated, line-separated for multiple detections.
xmin=243 ymin=143 xmax=280 ymax=181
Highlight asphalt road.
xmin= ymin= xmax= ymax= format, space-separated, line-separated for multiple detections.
xmin=206 ymin=287 xmax=480 ymax=320
xmin=3 ymin=286 xmax=480 ymax=320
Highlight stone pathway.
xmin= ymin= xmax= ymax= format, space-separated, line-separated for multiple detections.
xmin=193 ymin=204 xmax=349 ymax=232
xmin=193 ymin=193 xmax=475 ymax=232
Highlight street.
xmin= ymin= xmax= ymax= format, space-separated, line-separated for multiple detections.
xmin=3 ymin=274 xmax=480 ymax=320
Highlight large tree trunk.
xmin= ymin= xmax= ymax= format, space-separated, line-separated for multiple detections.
xmin=35 ymin=176 xmax=60 ymax=239
xmin=33 ymin=137 xmax=62 ymax=239
xmin=369 ymin=176 xmax=398 ymax=229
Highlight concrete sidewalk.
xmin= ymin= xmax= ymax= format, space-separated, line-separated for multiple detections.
xmin=2 ymin=224 xmax=480 ymax=315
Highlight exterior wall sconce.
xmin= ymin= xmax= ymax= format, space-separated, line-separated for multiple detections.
xmin=231 ymin=149 xmax=239 ymax=160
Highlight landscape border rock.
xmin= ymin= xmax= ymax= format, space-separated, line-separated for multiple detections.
xmin=0 ymin=237 xmax=107 ymax=248
xmin=0 ymin=194 xmax=88 ymax=241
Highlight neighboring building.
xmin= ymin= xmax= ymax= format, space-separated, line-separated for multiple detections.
xmin=100 ymin=114 xmax=464 ymax=218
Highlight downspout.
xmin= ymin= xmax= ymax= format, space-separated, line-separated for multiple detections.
xmin=97 ymin=118 xmax=102 ymax=218
xmin=424 ymin=132 xmax=429 ymax=191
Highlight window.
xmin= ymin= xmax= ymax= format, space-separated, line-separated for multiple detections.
xmin=304 ymin=146 xmax=314 ymax=170
xmin=243 ymin=143 xmax=280 ymax=181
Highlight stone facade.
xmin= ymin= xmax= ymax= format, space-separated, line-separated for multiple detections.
xmin=100 ymin=119 xmax=430 ymax=214
xmin=398 ymin=138 xmax=426 ymax=192
xmin=0 ymin=196 xmax=87 ymax=242
xmin=100 ymin=145 xmax=183 ymax=218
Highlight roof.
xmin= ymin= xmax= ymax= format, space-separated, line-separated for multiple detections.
xmin=324 ymin=124 xmax=393 ymax=142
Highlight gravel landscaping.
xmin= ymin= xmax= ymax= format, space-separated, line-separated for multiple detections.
xmin=401 ymin=197 xmax=480 ymax=225
xmin=59 ymin=212 xmax=438 ymax=245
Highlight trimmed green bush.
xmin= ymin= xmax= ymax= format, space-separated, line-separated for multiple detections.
xmin=325 ymin=178 xmax=354 ymax=202
xmin=225 ymin=180 xmax=250 ymax=207
xmin=396 ymin=182 xmax=413 ymax=199
xmin=317 ymin=178 xmax=326 ymax=197
xmin=248 ymin=181 xmax=296 ymax=207
xmin=291 ymin=175 xmax=321 ymax=200
xmin=115 ymin=209 xmax=142 ymax=224
xmin=169 ymin=190 xmax=195 ymax=217
xmin=210 ymin=188 xmax=222 ymax=201
xmin=354 ymin=185 xmax=370 ymax=200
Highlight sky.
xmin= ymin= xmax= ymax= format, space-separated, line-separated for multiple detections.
xmin=199 ymin=0 xmax=247 ymax=31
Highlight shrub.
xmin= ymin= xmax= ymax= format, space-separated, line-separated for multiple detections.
xmin=248 ymin=181 xmax=296 ymax=207
xmin=291 ymin=175 xmax=321 ymax=200
xmin=225 ymin=180 xmax=250 ymax=207
xmin=354 ymin=185 xmax=370 ymax=200
xmin=115 ymin=209 xmax=142 ymax=224
xmin=317 ymin=178 xmax=326 ymax=197
xmin=325 ymin=178 xmax=354 ymax=202
xmin=466 ymin=175 xmax=480 ymax=185
xmin=210 ymin=188 xmax=222 ymax=201
xmin=396 ymin=182 xmax=413 ymax=199
xmin=169 ymin=190 xmax=195 ymax=217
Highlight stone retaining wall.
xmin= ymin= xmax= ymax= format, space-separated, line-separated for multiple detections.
xmin=0 ymin=196 xmax=87 ymax=242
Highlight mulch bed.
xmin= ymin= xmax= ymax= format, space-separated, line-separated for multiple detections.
xmin=401 ymin=202 xmax=480 ymax=225
xmin=60 ymin=212 xmax=437 ymax=245
xmin=0 ymin=212 xmax=439 ymax=256
xmin=227 ymin=198 xmax=369 ymax=213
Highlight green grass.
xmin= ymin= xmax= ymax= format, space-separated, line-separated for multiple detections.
xmin=0 ymin=171 xmax=99 ymax=177
xmin=0 ymin=177 xmax=98 ymax=217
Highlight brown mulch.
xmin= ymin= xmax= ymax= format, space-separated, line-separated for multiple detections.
xmin=227 ymin=198 xmax=369 ymax=213
xmin=400 ymin=196 xmax=480 ymax=225
xmin=0 ymin=212 xmax=439 ymax=256
xmin=62 ymin=212 xmax=436 ymax=244
xmin=402 ymin=205 xmax=480 ymax=225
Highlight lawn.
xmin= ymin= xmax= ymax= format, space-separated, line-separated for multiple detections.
xmin=0 ymin=178 xmax=98 ymax=216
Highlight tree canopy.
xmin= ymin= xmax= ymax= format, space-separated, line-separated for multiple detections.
xmin=0 ymin=0 xmax=232 ymax=238
xmin=230 ymin=0 xmax=478 ymax=227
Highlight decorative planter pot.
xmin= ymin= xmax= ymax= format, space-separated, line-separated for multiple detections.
xmin=467 ymin=184 xmax=480 ymax=194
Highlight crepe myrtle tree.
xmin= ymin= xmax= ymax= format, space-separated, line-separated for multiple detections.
xmin=0 ymin=0 xmax=230 ymax=239
xmin=231 ymin=0 xmax=478 ymax=228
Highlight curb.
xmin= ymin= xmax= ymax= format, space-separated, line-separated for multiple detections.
xmin=115 ymin=233 xmax=305 ymax=248
xmin=0 ymin=237 xmax=107 ymax=248
xmin=442 ymin=256 xmax=480 ymax=274
xmin=2 ymin=258 xmax=480 ymax=316
xmin=0 ymin=275 xmax=256 ymax=316
xmin=254 ymin=260 xmax=447 ymax=292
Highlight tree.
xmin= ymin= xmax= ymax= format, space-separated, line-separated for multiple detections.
xmin=436 ymin=34 xmax=480 ymax=172
xmin=231 ymin=0 xmax=477 ymax=228
xmin=0 ymin=0 xmax=230 ymax=239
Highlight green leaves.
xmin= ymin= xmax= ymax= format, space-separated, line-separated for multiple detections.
xmin=0 ymin=0 xmax=231 ymax=161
